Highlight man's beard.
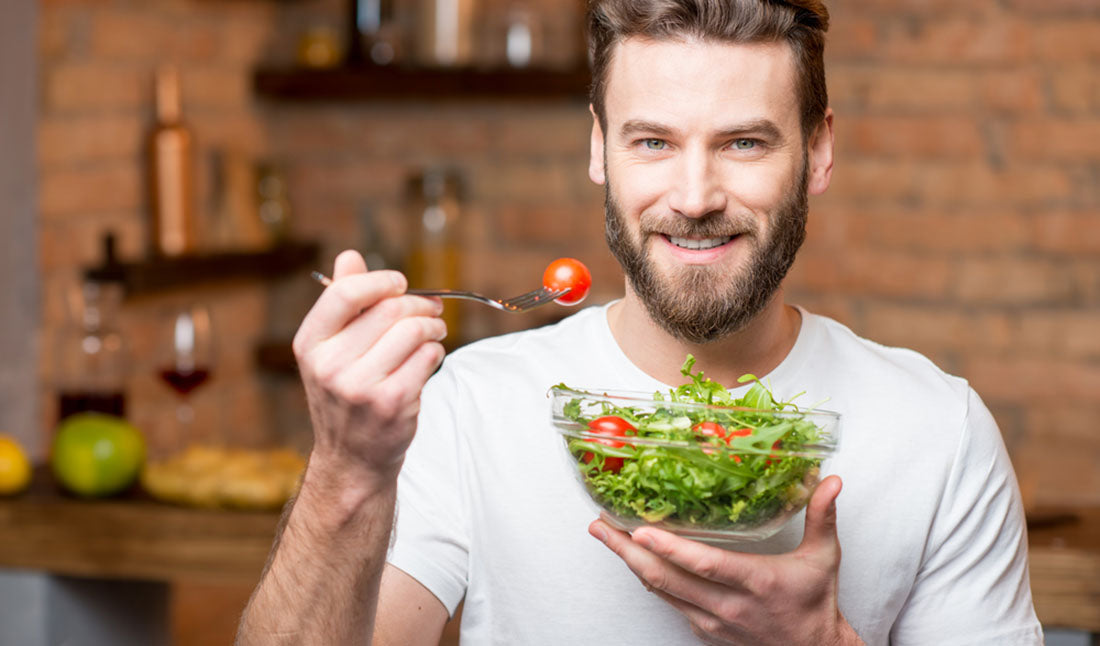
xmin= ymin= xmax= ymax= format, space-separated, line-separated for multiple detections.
xmin=604 ymin=159 xmax=809 ymax=344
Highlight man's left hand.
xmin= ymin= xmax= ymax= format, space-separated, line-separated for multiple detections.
xmin=589 ymin=475 xmax=864 ymax=646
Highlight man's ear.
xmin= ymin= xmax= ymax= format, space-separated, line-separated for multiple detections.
xmin=807 ymin=108 xmax=834 ymax=196
xmin=589 ymin=104 xmax=606 ymax=186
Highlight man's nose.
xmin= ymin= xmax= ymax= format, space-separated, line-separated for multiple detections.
xmin=667 ymin=150 xmax=726 ymax=219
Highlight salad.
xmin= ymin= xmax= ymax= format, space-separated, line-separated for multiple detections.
xmin=554 ymin=356 xmax=835 ymax=532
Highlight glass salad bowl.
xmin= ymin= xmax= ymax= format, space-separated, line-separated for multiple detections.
xmin=550 ymin=386 xmax=841 ymax=544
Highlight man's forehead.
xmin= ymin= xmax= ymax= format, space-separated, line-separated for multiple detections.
xmin=602 ymin=36 xmax=801 ymax=131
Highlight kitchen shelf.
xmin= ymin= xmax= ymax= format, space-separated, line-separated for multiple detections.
xmin=84 ymin=237 xmax=321 ymax=297
xmin=252 ymin=64 xmax=591 ymax=102
xmin=0 ymin=473 xmax=280 ymax=585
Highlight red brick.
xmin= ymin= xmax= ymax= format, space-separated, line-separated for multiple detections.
xmin=791 ymin=248 xmax=954 ymax=299
xmin=469 ymin=160 xmax=579 ymax=205
xmin=38 ymin=164 xmax=143 ymax=219
xmin=880 ymin=16 xmax=1035 ymax=64
xmin=1017 ymin=312 xmax=1100 ymax=360
xmin=829 ymin=0 xmax=1000 ymax=14
xmin=917 ymin=163 xmax=1074 ymax=207
xmin=837 ymin=115 xmax=986 ymax=159
xmin=842 ymin=209 xmax=1032 ymax=253
xmin=1048 ymin=65 xmax=1100 ymax=112
xmin=965 ymin=356 xmax=1100 ymax=404
xmin=822 ymin=17 xmax=879 ymax=61
xmin=1005 ymin=0 xmax=1100 ymax=15
xmin=38 ymin=7 xmax=81 ymax=60
xmin=825 ymin=160 xmax=1073 ymax=207
xmin=953 ymin=258 xmax=1075 ymax=305
xmin=1034 ymin=211 xmax=1100 ymax=254
xmin=38 ymin=214 xmax=143 ymax=271
xmin=978 ymin=70 xmax=1044 ymax=113
xmin=862 ymin=305 xmax=1014 ymax=356
xmin=190 ymin=114 xmax=270 ymax=156
xmin=45 ymin=63 xmax=147 ymax=112
xmin=831 ymin=67 xmax=1044 ymax=114
xmin=181 ymin=67 xmax=251 ymax=111
xmin=485 ymin=108 xmax=592 ymax=158
xmin=1035 ymin=20 xmax=1100 ymax=62
xmin=37 ymin=114 xmax=144 ymax=167
xmin=1008 ymin=120 xmax=1100 ymax=162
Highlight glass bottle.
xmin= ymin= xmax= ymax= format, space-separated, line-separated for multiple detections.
xmin=405 ymin=168 xmax=463 ymax=348
xmin=56 ymin=281 xmax=127 ymax=424
xmin=147 ymin=65 xmax=197 ymax=257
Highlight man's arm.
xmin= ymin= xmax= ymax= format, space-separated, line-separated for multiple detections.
xmin=236 ymin=250 xmax=447 ymax=645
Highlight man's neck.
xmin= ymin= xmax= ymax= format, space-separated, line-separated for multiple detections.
xmin=607 ymin=285 xmax=802 ymax=388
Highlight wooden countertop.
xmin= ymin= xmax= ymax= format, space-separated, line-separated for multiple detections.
xmin=0 ymin=481 xmax=1097 ymax=631
xmin=1025 ymin=507 xmax=1100 ymax=632
xmin=0 ymin=477 xmax=281 ymax=585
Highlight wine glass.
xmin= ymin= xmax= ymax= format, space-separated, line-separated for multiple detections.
xmin=158 ymin=304 xmax=213 ymax=450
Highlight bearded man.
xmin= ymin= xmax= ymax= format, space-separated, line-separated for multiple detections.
xmin=238 ymin=1 xmax=1042 ymax=644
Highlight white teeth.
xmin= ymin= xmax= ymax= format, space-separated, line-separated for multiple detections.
xmin=668 ymin=236 xmax=733 ymax=250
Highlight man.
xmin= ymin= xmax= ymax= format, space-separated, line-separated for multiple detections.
xmin=238 ymin=1 xmax=1042 ymax=644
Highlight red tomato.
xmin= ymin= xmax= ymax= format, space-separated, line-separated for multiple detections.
xmin=693 ymin=421 xmax=727 ymax=440
xmin=728 ymin=428 xmax=752 ymax=438
xmin=582 ymin=415 xmax=634 ymax=472
xmin=542 ymin=258 xmax=592 ymax=306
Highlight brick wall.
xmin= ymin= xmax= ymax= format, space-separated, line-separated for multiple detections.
xmin=35 ymin=0 xmax=1099 ymax=517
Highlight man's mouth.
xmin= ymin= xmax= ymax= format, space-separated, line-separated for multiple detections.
xmin=666 ymin=235 xmax=735 ymax=250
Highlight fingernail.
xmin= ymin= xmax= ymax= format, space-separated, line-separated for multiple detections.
xmin=636 ymin=534 xmax=655 ymax=550
xmin=590 ymin=526 xmax=607 ymax=543
xmin=390 ymin=273 xmax=406 ymax=291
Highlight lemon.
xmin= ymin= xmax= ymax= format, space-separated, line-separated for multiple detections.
xmin=0 ymin=435 xmax=32 ymax=495
xmin=51 ymin=413 xmax=145 ymax=498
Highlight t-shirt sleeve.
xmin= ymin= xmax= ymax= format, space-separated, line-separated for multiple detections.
xmin=889 ymin=388 xmax=1043 ymax=645
xmin=386 ymin=367 xmax=469 ymax=617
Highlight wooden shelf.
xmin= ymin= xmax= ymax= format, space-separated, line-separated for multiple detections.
xmin=84 ymin=238 xmax=321 ymax=297
xmin=253 ymin=64 xmax=591 ymax=102
xmin=0 ymin=477 xmax=280 ymax=585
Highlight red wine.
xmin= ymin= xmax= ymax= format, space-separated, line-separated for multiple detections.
xmin=58 ymin=391 xmax=126 ymax=421
xmin=159 ymin=367 xmax=210 ymax=395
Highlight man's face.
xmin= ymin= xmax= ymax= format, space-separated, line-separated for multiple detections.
xmin=590 ymin=37 xmax=832 ymax=343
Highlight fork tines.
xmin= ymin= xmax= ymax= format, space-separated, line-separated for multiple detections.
xmin=501 ymin=287 xmax=569 ymax=312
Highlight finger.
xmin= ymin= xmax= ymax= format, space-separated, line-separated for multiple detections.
xmin=337 ymin=316 xmax=447 ymax=389
xmin=312 ymin=295 xmax=443 ymax=375
xmin=590 ymin=519 xmax=736 ymax=611
xmin=374 ymin=341 xmax=447 ymax=411
xmin=630 ymin=525 xmax=760 ymax=591
xmin=796 ymin=474 xmax=842 ymax=561
xmin=333 ymin=249 xmax=368 ymax=278
xmin=296 ymin=271 xmax=408 ymax=351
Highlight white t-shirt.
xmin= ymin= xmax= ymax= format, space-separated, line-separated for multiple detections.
xmin=389 ymin=304 xmax=1042 ymax=645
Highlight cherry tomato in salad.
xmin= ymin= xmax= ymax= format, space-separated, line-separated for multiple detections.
xmin=542 ymin=258 xmax=592 ymax=306
xmin=693 ymin=421 xmax=727 ymax=440
xmin=583 ymin=415 xmax=634 ymax=472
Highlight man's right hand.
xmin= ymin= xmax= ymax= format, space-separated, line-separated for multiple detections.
xmin=292 ymin=249 xmax=447 ymax=492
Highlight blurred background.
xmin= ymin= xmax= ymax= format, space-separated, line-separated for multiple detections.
xmin=1 ymin=0 xmax=1098 ymax=644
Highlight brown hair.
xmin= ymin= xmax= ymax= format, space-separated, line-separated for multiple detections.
xmin=587 ymin=0 xmax=830 ymax=141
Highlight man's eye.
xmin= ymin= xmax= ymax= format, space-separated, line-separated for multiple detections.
xmin=732 ymin=139 xmax=757 ymax=150
xmin=643 ymin=139 xmax=667 ymax=151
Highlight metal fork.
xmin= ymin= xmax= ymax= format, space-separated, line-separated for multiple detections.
xmin=310 ymin=271 xmax=570 ymax=313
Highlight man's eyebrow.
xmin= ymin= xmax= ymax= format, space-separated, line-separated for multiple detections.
xmin=618 ymin=118 xmax=786 ymax=141
xmin=619 ymin=120 xmax=676 ymax=138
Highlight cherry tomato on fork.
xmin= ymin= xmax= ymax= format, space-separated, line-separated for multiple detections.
xmin=542 ymin=258 xmax=592 ymax=306
xmin=582 ymin=415 xmax=634 ymax=472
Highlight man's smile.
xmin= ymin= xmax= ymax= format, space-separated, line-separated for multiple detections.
xmin=667 ymin=235 xmax=735 ymax=250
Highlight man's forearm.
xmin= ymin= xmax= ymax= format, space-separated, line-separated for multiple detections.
xmin=236 ymin=470 xmax=398 ymax=646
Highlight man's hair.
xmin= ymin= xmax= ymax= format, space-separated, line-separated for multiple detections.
xmin=586 ymin=0 xmax=830 ymax=141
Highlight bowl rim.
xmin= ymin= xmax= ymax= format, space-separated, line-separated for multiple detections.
xmin=548 ymin=385 xmax=842 ymax=418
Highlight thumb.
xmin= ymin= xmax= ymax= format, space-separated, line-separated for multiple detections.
xmin=333 ymin=249 xmax=369 ymax=279
xmin=797 ymin=474 xmax=842 ymax=560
